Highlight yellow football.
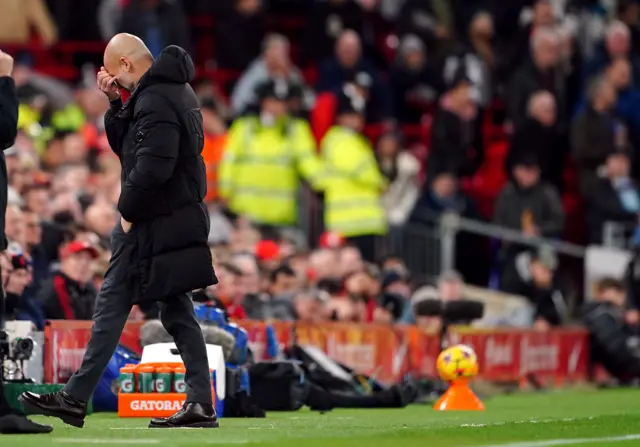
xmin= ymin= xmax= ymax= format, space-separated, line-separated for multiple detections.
xmin=436 ymin=344 xmax=479 ymax=381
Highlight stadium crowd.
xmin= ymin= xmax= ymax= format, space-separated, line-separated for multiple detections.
xmin=2 ymin=0 xmax=640 ymax=337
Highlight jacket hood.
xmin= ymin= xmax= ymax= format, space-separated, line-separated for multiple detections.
xmin=146 ymin=45 xmax=195 ymax=85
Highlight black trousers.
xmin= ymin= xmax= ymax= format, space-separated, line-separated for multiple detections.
xmin=0 ymin=271 xmax=15 ymax=416
xmin=64 ymin=221 xmax=212 ymax=404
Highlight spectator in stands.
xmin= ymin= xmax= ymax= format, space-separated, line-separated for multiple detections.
xmin=5 ymin=204 xmax=25 ymax=249
xmin=572 ymin=76 xmax=618 ymax=197
xmin=587 ymin=147 xmax=640 ymax=245
xmin=508 ymin=0 xmax=558 ymax=73
xmin=255 ymin=239 xmax=282 ymax=271
xmin=232 ymin=253 xmax=267 ymax=319
xmin=599 ymin=59 xmax=640 ymax=169
xmin=320 ymin=90 xmax=387 ymax=262
xmin=410 ymin=169 xmax=478 ymax=226
xmin=269 ymin=264 xmax=299 ymax=299
xmin=118 ymin=0 xmax=191 ymax=58
xmin=342 ymin=263 xmax=382 ymax=323
xmin=74 ymin=79 xmax=110 ymax=150
xmin=443 ymin=11 xmax=495 ymax=109
xmin=200 ymin=97 xmax=227 ymax=204
xmin=1 ymin=249 xmax=36 ymax=322
xmin=380 ymin=268 xmax=411 ymax=298
xmin=269 ymin=288 xmax=329 ymax=322
xmin=231 ymin=34 xmax=308 ymax=116
xmin=308 ymin=247 xmax=342 ymax=291
xmin=303 ymin=0 xmax=365 ymax=65
xmin=389 ymin=35 xmax=438 ymax=124
xmin=626 ymin=248 xmax=640 ymax=319
xmin=508 ymin=26 xmax=566 ymax=134
xmin=220 ymin=79 xmax=324 ymax=231
xmin=23 ymin=183 xmax=49 ymax=219
xmin=399 ymin=270 xmax=465 ymax=325
xmin=316 ymin=30 xmax=393 ymax=123
xmin=215 ymin=0 xmax=265 ymax=70
xmin=507 ymin=91 xmax=562 ymax=188
xmin=0 ymin=0 xmax=57 ymax=47
xmin=84 ymin=199 xmax=117 ymax=246
xmin=377 ymin=132 xmax=421 ymax=235
xmin=205 ymin=261 xmax=247 ymax=318
xmin=617 ymin=0 xmax=640 ymax=53
xmin=494 ymin=153 xmax=565 ymax=239
xmin=98 ymin=0 xmax=125 ymax=40
xmin=500 ymin=247 xmax=564 ymax=330
xmin=583 ymin=20 xmax=640 ymax=88
xmin=427 ymin=67 xmax=481 ymax=179
xmin=20 ymin=208 xmax=48 ymax=321
xmin=339 ymin=245 xmax=365 ymax=278
xmin=39 ymin=240 xmax=98 ymax=320
xmin=582 ymin=277 xmax=640 ymax=381
xmin=396 ymin=0 xmax=453 ymax=58
xmin=373 ymin=291 xmax=405 ymax=324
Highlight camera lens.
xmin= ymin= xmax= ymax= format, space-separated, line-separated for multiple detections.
xmin=12 ymin=337 xmax=35 ymax=361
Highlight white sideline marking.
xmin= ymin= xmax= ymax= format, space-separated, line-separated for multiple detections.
xmin=459 ymin=417 xmax=580 ymax=428
xmin=460 ymin=418 xmax=580 ymax=429
xmin=55 ymin=440 xmax=160 ymax=445
xmin=469 ymin=433 xmax=640 ymax=447
xmin=109 ymin=427 xmax=234 ymax=430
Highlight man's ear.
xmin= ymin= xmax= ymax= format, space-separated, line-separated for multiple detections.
xmin=120 ymin=57 xmax=131 ymax=72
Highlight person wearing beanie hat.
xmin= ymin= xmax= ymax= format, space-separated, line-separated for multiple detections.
xmin=319 ymin=87 xmax=387 ymax=262
xmin=390 ymin=34 xmax=437 ymax=124
xmin=219 ymin=77 xmax=325 ymax=229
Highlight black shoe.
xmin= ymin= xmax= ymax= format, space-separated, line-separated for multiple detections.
xmin=0 ymin=414 xmax=53 ymax=434
xmin=148 ymin=403 xmax=219 ymax=429
xmin=18 ymin=391 xmax=87 ymax=428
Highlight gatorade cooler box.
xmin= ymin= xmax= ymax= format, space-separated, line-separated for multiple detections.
xmin=117 ymin=343 xmax=225 ymax=418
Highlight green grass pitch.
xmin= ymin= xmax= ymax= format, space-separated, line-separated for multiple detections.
xmin=6 ymin=389 xmax=640 ymax=447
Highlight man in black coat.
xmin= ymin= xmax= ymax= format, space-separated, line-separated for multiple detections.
xmin=587 ymin=147 xmax=640 ymax=244
xmin=507 ymin=26 xmax=566 ymax=134
xmin=20 ymin=35 xmax=219 ymax=429
xmin=0 ymin=50 xmax=52 ymax=434
xmin=581 ymin=277 xmax=640 ymax=381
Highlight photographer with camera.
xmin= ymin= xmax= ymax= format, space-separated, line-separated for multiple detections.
xmin=1 ymin=247 xmax=33 ymax=321
xmin=581 ymin=278 xmax=640 ymax=383
xmin=0 ymin=49 xmax=52 ymax=434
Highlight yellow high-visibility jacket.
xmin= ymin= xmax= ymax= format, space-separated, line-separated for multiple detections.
xmin=219 ymin=116 xmax=323 ymax=226
xmin=320 ymin=126 xmax=387 ymax=237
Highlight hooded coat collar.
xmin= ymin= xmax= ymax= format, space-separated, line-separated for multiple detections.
xmin=117 ymin=45 xmax=195 ymax=118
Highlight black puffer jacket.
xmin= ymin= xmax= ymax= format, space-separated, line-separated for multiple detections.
xmin=0 ymin=76 xmax=18 ymax=250
xmin=581 ymin=301 xmax=640 ymax=379
xmin=104 ymin=45 xmax=217 ymax=302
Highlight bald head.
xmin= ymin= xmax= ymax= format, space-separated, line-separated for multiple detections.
xmin=336 ymin=30 xmax=361 ymax=68
xmin=104 ymin=33 xmax=154 ymax=91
